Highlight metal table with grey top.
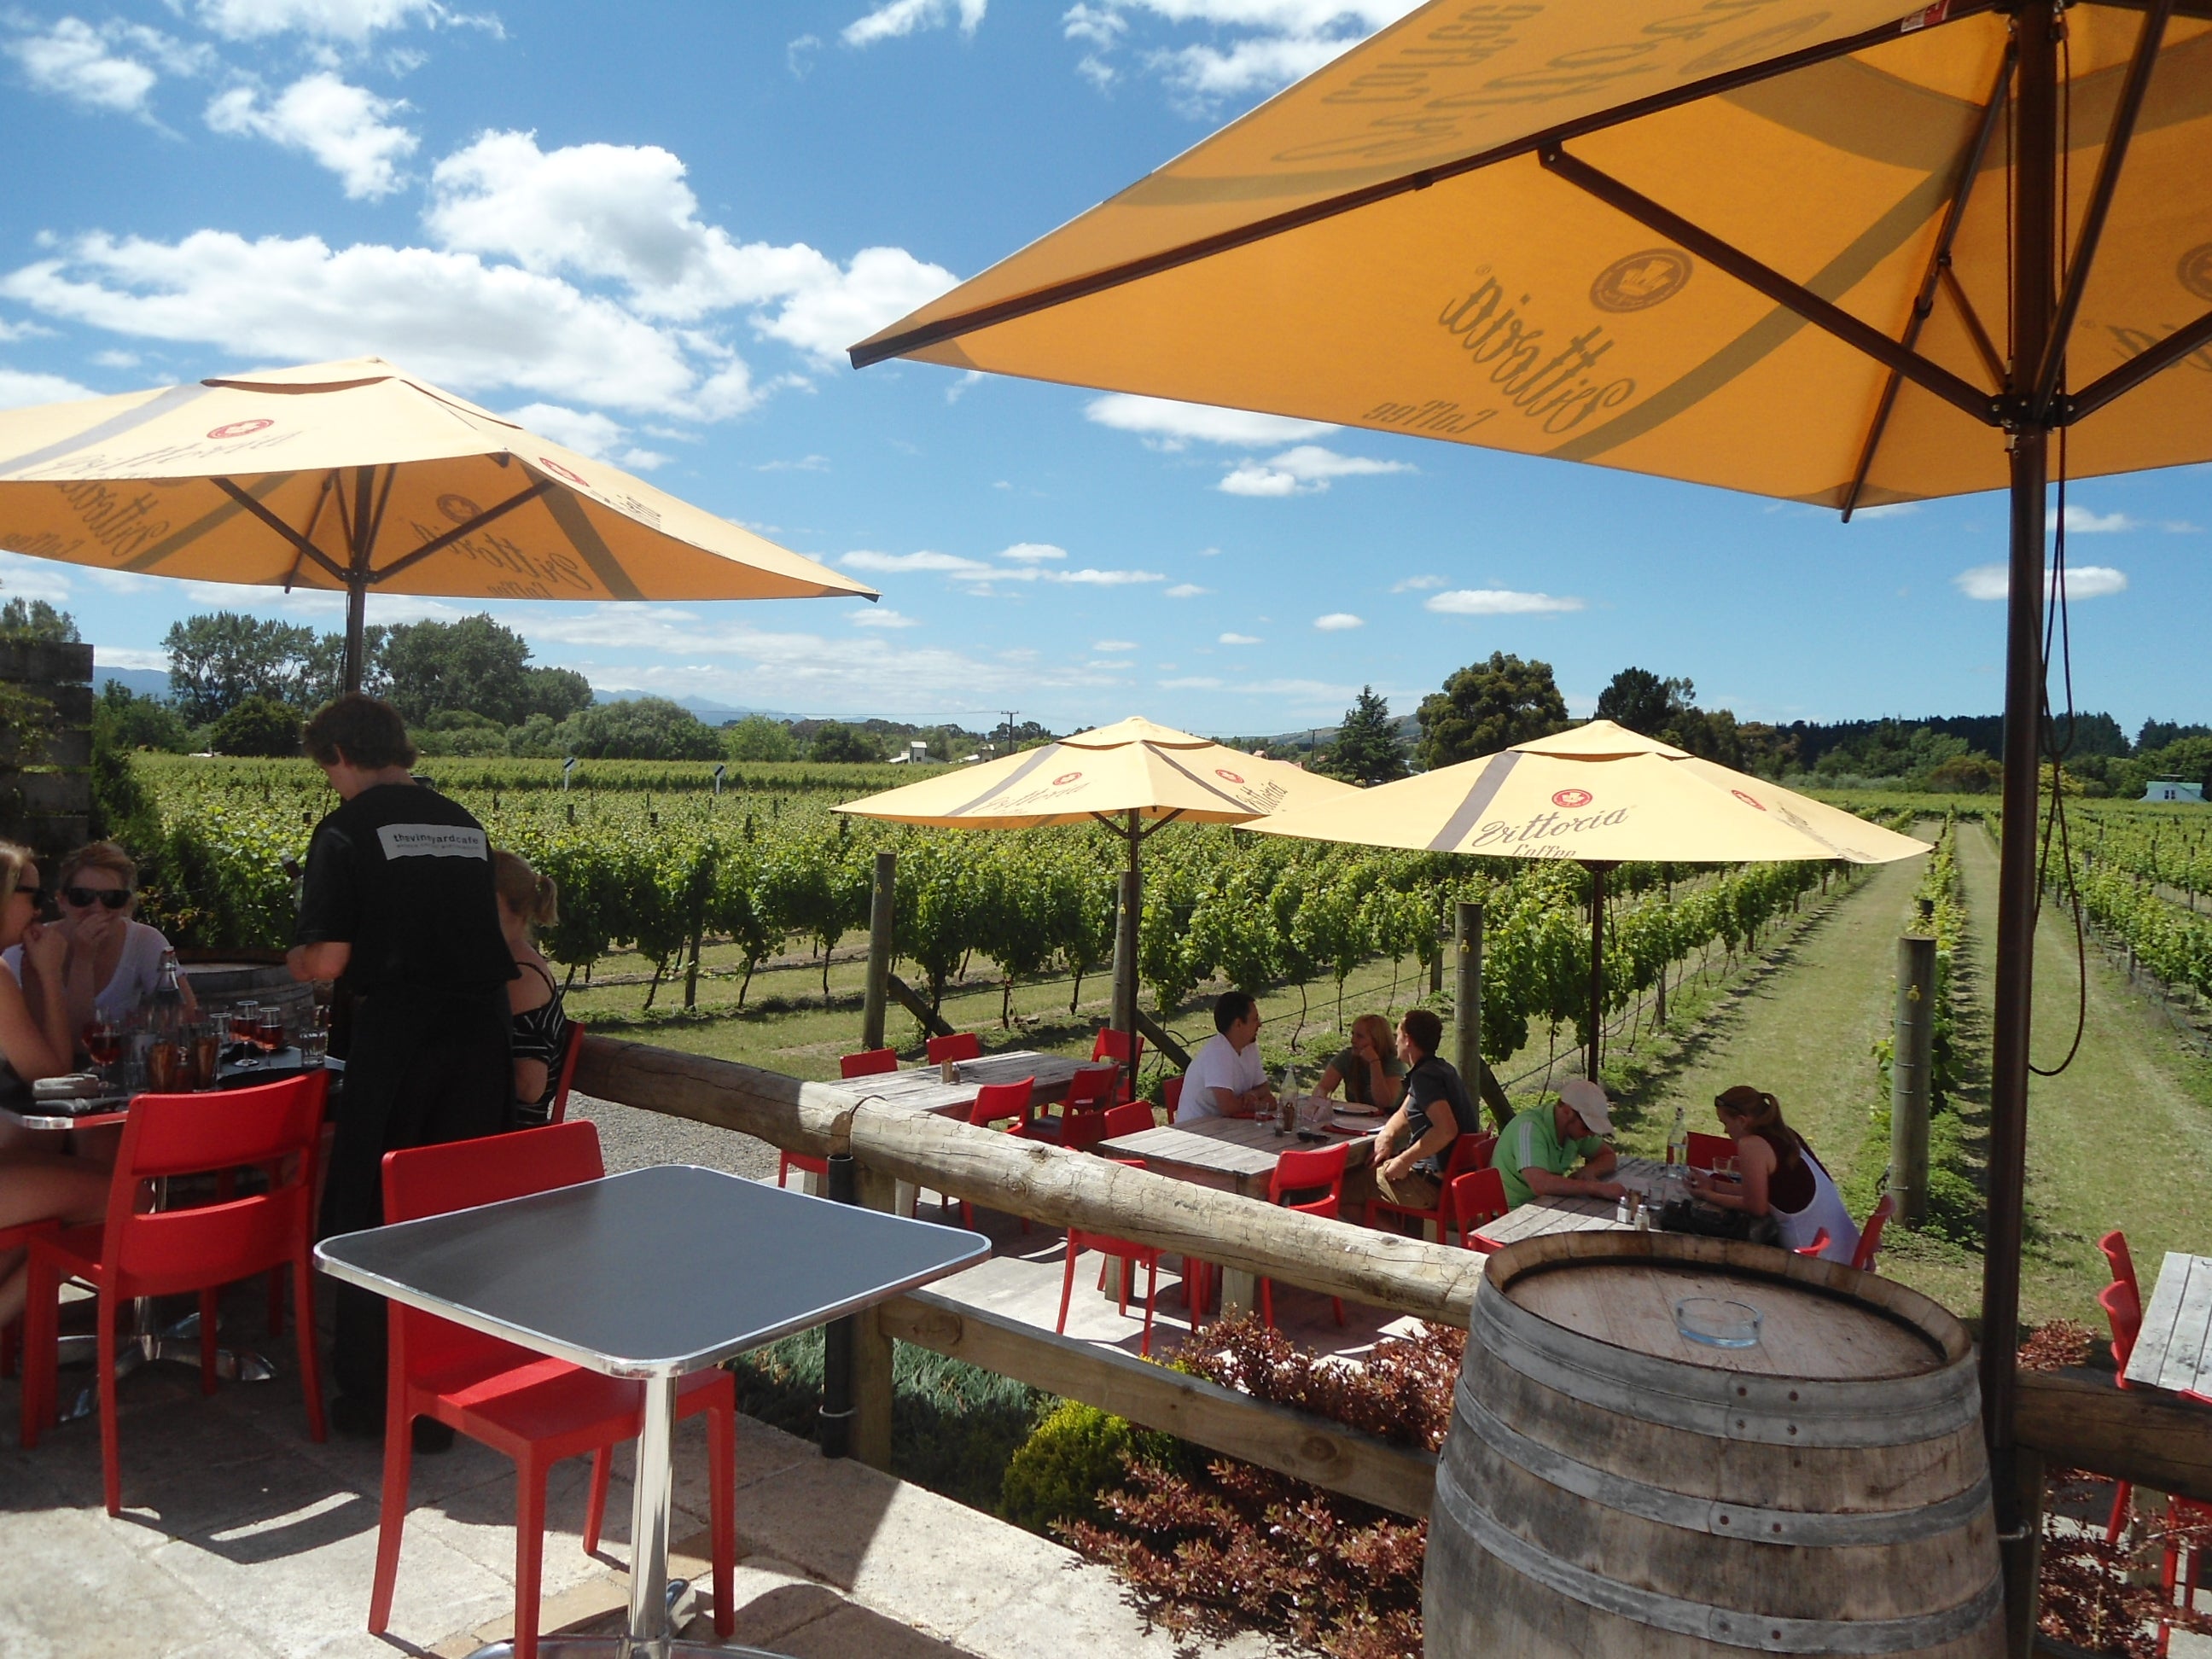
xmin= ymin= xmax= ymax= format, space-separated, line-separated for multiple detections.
xmin=317 ymin=1163 xmax=988 ymax=1659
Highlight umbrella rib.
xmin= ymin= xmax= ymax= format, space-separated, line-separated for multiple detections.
xmin=2032 ymin=0 xmax=2174 ymax=421
xmin=210 ymin=476 xmax=349 ymax=585
xmin=2065 ymin=304 xmax=2212 ymax=422
xmin=1538 ymin=145 xmax=2000 ymax=427
xmin=1938 ymin=261 xmax=2009 ymax=389
xmin=1842 ymin=46 xmax=2015 ymax=521
xmin=845 ymin=1 xmax=1998 ymax=370
xmin=280 ymin=473 xmax=338 ymax=591
xmin=365 ymin=479 xmax=552 ymax=586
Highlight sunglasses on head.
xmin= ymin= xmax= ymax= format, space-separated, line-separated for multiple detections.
xmin=63 ymin=885 xmax=131 ymax=910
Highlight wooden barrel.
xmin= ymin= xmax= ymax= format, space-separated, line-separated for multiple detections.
xmin=180 ymin=959 xmax=314 ymax=1028
xmin=1427 ymin=1231 xmax=2001 ymax=1659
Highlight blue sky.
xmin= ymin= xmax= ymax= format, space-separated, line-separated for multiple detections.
xmin=0 ymin=0 xmax=2204 ymax=738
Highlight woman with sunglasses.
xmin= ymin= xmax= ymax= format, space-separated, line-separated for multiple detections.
xmin=3 ymin=841 xmax=197 ymax=1042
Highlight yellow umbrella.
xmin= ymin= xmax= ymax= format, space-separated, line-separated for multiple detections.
xmin=1252 ymin=718 xmax=1927 ymax=1077
xmin=0 ymin=356 xmax=876 ymax=685
xmin=850 ymin=0 xmax=2209 ymax=1583
xmin=837 ymin=715 xmax=1357 ymax=1071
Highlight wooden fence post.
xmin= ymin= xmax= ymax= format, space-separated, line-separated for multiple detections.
xmin=1892 ymin=934 xmax=1936 ymax=1228
xmin=1454 ymin=903 xmax=1492 ymax=1121
xmin=862 ymin=850 xmax=896 ymax=1052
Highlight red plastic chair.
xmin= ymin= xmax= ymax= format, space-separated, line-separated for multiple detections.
xmin=20 ymin=1075 xmax=329 ymax=1516
xmin=1364 ymin=1132 xmax=1496 ymax=1239
xmin=1794 ymin=1194 xmax=1895 ymax=1272
xmin=1259 ymin=1143 xmax=1350 ymax=1329
xmin=371 ymin=1122 xmax=734 ymax=1659
xmin=1161 ymin=1076 xmax=1182 ymax=1121
xmin=959 ymin=1080 xmax=1036 ymax=1229
xmin=1035 ymin=1063 xmax=1122 ymax=1151
xmin=546 ymin=1020 xmax=587 ymax=1125
xmin=783 ymin=1047 xmax=902 ymax=1191
xmin=1447 ymin=1168 xmax=1510 ymax=1249
xmin=1056 ymin=1161 xmax=1161 ymax=1356
xmin=2101 ymin=1228 xmax=2139 ymax=1302
xmin=1100 ymin=1100 xmax=1156 ymax=1142
xmin=1685 ymin=1132 xmax=1733 ymax=1171
xmin=1092 ymin=1027 xmax=1144 ymax=1099
xmin=0 ymin=1220 xmax=60 ymax=1380
xmin=927 ymin=1032 xmax=981 ymax=1065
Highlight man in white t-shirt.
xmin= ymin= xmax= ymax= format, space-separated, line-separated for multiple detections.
xmin=1175 ymin=991 xmax=1273 ymax=1123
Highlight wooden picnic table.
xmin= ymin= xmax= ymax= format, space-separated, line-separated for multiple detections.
xmin=1469 ymin=1155 xmax=1673 ymax=1251
xmin=848 ymin=1050 xmax=1087 ymax=1120
xmin=1097 ymin=1106 xmax=1382 ymax=1314
xmin=2125 ymin=1252 xmax=2212 ymax=1397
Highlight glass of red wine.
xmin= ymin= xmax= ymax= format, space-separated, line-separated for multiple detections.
xmin=230 ymin=1002 xmax=259 ymax=1050
xmin=255 ymin=1011 xmax=285 ymax=1056
xmin=82 ymin=1019 xmax=120 ymax=1084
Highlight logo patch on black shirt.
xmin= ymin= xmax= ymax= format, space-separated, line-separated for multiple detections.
xmin=376 ymin=824 xmax=489 ymax=860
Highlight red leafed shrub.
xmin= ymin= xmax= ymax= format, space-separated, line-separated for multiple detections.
xmin=1055 ymin=1316 xmax=1461 ymax=1659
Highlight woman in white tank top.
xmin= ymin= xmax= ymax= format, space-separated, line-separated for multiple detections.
xmin=1685 ymin=1085 xmax=1860 ymax=1266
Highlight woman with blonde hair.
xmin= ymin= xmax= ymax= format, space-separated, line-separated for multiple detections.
xmin=3 ymin=841 xmax=196 ymax=1038
xmin=1685 ymin=1086 xmax=1860 ymax=1264
xmin=493 ymin=850 xmax=573 ymax=1124
xmin=1318 ymin=1011 xmax=1406 ymax=1111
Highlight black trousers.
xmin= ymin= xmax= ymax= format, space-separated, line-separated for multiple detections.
xmin=321 ymin=987 xmax=513 ymax=1406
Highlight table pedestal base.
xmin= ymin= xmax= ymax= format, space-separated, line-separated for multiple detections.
xmin=57 ymin=1304 xmax=274 ymax=1423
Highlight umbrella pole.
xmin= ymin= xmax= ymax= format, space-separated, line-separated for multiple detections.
xmin=1115 ymin=809 xmax=1141 ymax=1096
xmin=1986 ymin=8 xmax=2058 ymax=1649
xmin=342 ymin=579 xmax=367 ymax=695
xmin=1586 ymin=862 xmax=1609 ymax=1084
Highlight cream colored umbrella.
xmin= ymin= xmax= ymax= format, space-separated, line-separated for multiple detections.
xmin=0 ymin=356 xmax=876 ymax=686
xmin=1252 ymin=719 xmax=1927 ymax=1076
xmin=837 ymin=715 xmax=1358 ymax=1072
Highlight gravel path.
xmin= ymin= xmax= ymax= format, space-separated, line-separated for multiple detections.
xmin=568 ymin=1091 xmax=780 ymax=1181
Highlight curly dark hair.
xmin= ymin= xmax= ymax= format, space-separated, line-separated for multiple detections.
xmin=302 ymin=693 xmax=416 ymax=771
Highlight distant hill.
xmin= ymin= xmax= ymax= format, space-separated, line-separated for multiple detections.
xmin=94 ymin=665 xmax=171 ymax=700
xmin=589 ymin=691 xmax=800 ymax=725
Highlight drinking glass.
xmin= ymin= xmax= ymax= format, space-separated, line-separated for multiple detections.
xmin=82 ymin=1019 xmax=121 ymax=1082
xmin=189 ymin=1022 xmax=222 ymax=1089
xmin=256 ymin=1011 xmax=286 ymax=1056
xmin=230 ymin=1001 xmax=260 ymax=1048
xmin=147 ymin=1039 xmax=184 ymax=1093
xmin=298 ymin=1026 xmax=328 ymax=1068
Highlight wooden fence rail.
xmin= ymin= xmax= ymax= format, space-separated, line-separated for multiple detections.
xmin=574 ymin=1035 xmax=2212 ymax=1516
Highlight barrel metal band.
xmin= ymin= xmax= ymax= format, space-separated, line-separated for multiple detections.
xmin=1454 ymin=1380 xmax=1994 ymax=1548
xmin=1435 ymin=1462 xmax=2004 ymax=1655
xmin=1470 ymin=1285 xmax=1981 ymax=1447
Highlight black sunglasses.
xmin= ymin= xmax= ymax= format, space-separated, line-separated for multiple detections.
xmin=62 ymin=885 xmax=132 ymax=911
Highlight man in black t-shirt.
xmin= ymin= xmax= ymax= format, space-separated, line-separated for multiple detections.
xmin=290 ymin=694 xmax=515 ymax=1438
xmin=1371 ymin=1006 xmax=1473 ymax=1217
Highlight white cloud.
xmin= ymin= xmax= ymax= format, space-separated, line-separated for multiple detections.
xmin=93 ymin=645 xmax=171 ymax=672
xmin=505 ymin=402 xmax=667 ymax=471
xmin=0 ymin=552 xmax=78 ymax=604
xmin=1852 ymin=502 xmax=1918 ymax=520
xmin=193 ymin=0 xmax=447 ymax=42
xmin=1953 ymin=563 xmax=2128 ymax=601
xmin=1391 ymin=573 xmax=1447 ymax=591
xmin=1165 ymin=583 xmax=1210 ymax=598
xmin=1219 ymin=444 xmax=1412 ymax=496
xmin=1051 ymin=567 xmax=1161 ymax=585
xmin=424 ymin=131 xmax=957 ymax=361
xmin=851 ymin=606 xmax=919 ymax=628
xmin=1313 ymin=612 xmax=1362 ymax=631
xmin=842 ymin=0 xmax=987 ymax=47
xmin=998 ymin=542 xmax=1066 ymax=562
xmin=843 ymin=549 xmax=992 ymax=575
xmin=1219 ymin=632 xmax=1260 ymax=645
xmin=1073 ymin=1 xmax=1421 ymax=103
xmin=755 ymin=454 xmax=829 ymax=473
xmin=1424 ymin=588 xmax=1585 ymax=615
xmin=1161 ymin=676 xmax=1224 ymax=690
xmin=8 ymin=18 xmax=164 ymax=114
xmin=1084 ymin=392 xmax=1334 ymax=450
xmin=1093 ymin=638 xmax=1136 ymax=651
xmin=206 ymin=73 xmax=418 ymax=199
xmin=2049 ymin=504 xmax=2139 ymax=534
xmin=3 ymin=229 xmax=753 ymax=418
xmin=0 ymin=365 xmax=96 ymax=409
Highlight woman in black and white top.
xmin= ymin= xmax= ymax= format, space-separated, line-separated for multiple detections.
xmin=493 ymin=851 xmax=572 ymax=1126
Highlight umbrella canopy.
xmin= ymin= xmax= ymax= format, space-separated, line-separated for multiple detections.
xmin=853 ymin=2 xmax=2212 ymax=511
xmin=0 ymin=356 xmax=876 ymax=684
xmin=848 ymin=0 xmax=2212 ymax=1604
xmin=835 ymin=714 xmax=1356 ymax=829
xmin=838 ymin=716 xmax=1356 ymax=1078
xmin=1250 ymin=719 xmax=1929 ymax=864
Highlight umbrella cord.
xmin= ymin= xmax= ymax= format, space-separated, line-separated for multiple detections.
xmin=2029 ymin=43 xmax=2089 ymax=1084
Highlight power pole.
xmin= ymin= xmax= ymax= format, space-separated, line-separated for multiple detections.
xmin=1000 ymin=710 xmax=1019 ymax=755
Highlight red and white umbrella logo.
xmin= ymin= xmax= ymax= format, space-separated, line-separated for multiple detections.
xmin=1052 ymin=771 xmax=1083 ymax=786
xmin=538 ymin=457 xmax=589 ymax=486
xmin=1732 ymin=789 xmax=1767 ymax=812
xmin=206 ymin=419 xmax=273 ymax=439
xmin=1552 ymin=788 xmax=1592 ymax=808
xmin=1216 ymin=768 xmax=1245 ymax=785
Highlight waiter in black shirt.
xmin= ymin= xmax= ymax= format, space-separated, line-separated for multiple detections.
xmin=289 ymin=693 xmax=515 ymax=1439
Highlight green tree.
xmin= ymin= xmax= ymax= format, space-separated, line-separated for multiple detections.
xmin=1318 ymin=686 xmax=1409 ymax=785
xmin=808 ymin=720 xmax=882 ymax=763
xmin=724 ymin=713 xmax=799 ymax=762
xmin=1417 ymin=651 xmax=1568 ymax=769
xmin=0 ymin=597 xmax=80 ymax=642
xmin=163 ymin=612 xmax=347 ymax=724
xmin=379 ymin=614 xmax=591 ymax=726
xmin=1593 ymin=667 xmax=1674 ymax=734
xmin=208 ymin=695 xmax=302 ymax=757
xmin=92 ymin=683 xmax=189 ymax=753
xmin=554 ymin=696 xmax=721 ymax=760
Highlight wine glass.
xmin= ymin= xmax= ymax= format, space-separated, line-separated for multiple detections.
xmin=230 ymin=1001 xmax=260 ymax=1049
xmin=82 ymin=1019 xmax=120 ymax=1084
xmin=255 ymin=1010 xmax=286 ymax=1056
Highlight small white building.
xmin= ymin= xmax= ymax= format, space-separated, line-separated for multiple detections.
xmin=2141 ymin=777 xmax=2207 ymax=804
